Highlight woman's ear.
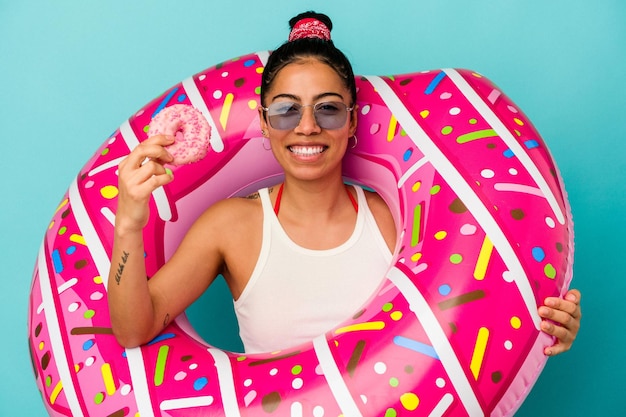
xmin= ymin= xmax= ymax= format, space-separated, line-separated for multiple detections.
xmin=258 ymin=106 xmax=269 ymax=135
xmin=349 ymin=104 xmax=359 ymax=136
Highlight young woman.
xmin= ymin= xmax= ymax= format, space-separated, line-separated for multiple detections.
xmin=107 ymin=11 xmax=581 ymax=355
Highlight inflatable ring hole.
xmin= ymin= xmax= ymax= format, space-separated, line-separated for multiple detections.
xmin=183 ymin=276 xmax=244 ymax=352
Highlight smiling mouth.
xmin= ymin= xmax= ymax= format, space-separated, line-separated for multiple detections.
xmin=288 ymin=145 xmax=327 ymax=156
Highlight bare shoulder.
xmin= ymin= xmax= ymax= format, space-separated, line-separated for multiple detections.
xmin=178 ymin=194 xmax=263 ymax=264
xmin=363 ymin=189 xmax=397 ymax=252
xmin=363 ymin=189 xmax=392 ymax=217
xmin=194 ymin=194 xmax=262 ymax=233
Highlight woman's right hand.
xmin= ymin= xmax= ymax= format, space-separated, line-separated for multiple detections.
xmin=115 ymin=135 xmax=175 ymax=232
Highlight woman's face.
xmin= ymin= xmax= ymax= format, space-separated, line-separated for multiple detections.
xmin=259 ymin=58 xmax=357 ymax=183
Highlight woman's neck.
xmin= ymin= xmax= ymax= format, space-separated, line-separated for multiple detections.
xmin=275 ymin=176 xmax=355 ymax=220
xmin=272 ymin=176 xmax=359 ymax=250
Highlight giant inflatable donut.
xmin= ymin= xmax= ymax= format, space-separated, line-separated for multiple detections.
xmin=28 ymin=51 xmax=573 ymax=417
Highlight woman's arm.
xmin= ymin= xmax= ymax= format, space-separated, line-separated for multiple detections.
xmin=108 ymin=135 xmax=204 ymax=347
xmin=107 ymin=134 xmax=176 ymax=347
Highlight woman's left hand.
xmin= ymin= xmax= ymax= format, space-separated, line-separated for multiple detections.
xmin=538 ymin=289 xmax=582 ymax=356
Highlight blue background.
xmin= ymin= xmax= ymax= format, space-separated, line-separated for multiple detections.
xmin=2 ymin=1 xmax=624 ymax=415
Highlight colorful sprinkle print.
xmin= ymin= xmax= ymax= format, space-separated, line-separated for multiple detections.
xmin=27 ymin=52 xmax=573 ymax=416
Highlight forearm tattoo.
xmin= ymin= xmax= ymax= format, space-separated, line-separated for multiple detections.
xmin=114 ymin=251 xmax=130 ymax=285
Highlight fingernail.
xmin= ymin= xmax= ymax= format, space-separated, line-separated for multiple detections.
xmin=165 ymin=168 xmax=173 ymax=177
xmin=538 ymin=306 xmax=550 ymax=316
xmin=545 ymin=298 xmax=556 ymax=307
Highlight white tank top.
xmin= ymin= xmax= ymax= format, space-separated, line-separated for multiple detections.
xmin=233 ymin=186 xmax=392 ymax=353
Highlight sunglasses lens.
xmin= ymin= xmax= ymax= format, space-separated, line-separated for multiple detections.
xmin=315 ymin=102 xmax=347 ymax=129
xmin=267 ymin=102 xmax=302 ymax=130
xmin=266 ymin=102 xmax=350 ymax=130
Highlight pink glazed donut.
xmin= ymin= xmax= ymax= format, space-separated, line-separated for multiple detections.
xmin=28 ymin=51 xmax=573 ymax=417
xmin=147 ymin=104 xmax=212 ymax=165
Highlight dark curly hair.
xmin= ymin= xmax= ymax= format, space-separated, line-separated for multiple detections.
xmin=260 ymin=11 xmax=357 ymax=107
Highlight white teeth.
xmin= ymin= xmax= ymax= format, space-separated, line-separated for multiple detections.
xmin=289 ymin=146 xmax=325 ymax=156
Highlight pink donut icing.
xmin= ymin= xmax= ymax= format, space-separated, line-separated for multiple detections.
xmin=148 ymin=104 xmax=211 ymax=165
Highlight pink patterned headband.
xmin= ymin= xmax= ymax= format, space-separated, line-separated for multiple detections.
xmin=288 ymin=18 xmax=331 ymax=42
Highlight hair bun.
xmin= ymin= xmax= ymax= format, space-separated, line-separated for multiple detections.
xmin=288 ymin=12 xmax=332 ymax=42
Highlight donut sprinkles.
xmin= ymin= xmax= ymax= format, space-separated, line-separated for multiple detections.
xmin=28 ymin=52 xmax=573 ymax=417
